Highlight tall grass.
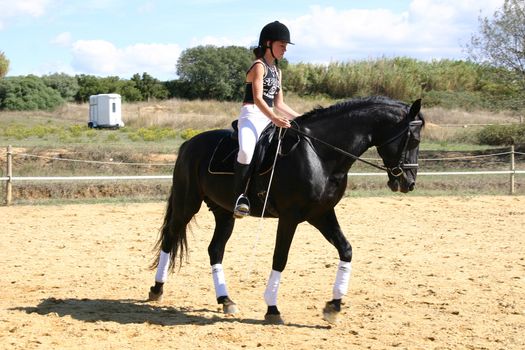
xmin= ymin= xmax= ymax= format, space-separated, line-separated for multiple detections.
xmin=284 ymin=58 xmax=484 ymax=101
xmin=284 ymin=58 xmax=525 ymax=111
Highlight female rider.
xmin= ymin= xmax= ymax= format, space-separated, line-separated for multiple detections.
xmin=233 ymin=21 xmax=300 ymax=218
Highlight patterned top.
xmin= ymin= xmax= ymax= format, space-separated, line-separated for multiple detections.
xmin=242 ymin=59 xmax=280 ymax=107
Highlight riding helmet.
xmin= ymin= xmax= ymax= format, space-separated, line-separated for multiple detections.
xmin=258 ymin=21 xmax=294 ymax=47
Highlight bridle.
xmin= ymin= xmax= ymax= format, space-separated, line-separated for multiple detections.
xmin=287 ymin=119 xmax=423 ymax=177
xmin=376 ymin=119 xmax=423 ymax=177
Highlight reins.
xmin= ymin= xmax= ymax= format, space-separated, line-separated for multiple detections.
xmin=287 ymin=123 xmax=390 ymax=172
xmin=286 ymin=118 xmax=421 ymax=177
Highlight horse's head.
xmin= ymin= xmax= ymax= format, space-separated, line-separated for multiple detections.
xmin=376 ymin=99 xmax=424 ymax=193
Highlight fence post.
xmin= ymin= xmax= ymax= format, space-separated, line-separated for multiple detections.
xmin=510 ymin=145 xmax=515 ymax=195
xmin=6 ymin=145 xmax=13 ymax=205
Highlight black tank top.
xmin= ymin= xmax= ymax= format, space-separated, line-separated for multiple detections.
xmin=243 ymin=59 xmax=280 ymax=107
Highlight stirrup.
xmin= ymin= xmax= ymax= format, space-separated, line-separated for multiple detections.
xmin=233 ymin=194 xmax=250 ymax=218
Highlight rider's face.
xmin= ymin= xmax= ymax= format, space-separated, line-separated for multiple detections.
xmin=270 ymin=41 xmax=288 ymax=59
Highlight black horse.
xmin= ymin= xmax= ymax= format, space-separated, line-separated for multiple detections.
xmin=148 ymin=96 xmax=424 ymax=324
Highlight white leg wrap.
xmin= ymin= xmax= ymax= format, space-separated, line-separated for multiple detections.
xmin=155 ymin=251 xmax=170 ymax=283
xmin=332 ymin=261 xmax=352 ymax=300
xmin=264 ymin=270 xmax=282 ymax=306
xmin=212 ymin=264 xmax=228 ymax=298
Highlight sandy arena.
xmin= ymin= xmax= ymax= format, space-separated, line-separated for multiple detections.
xmin=1 ymin=196 xmax=524 ymax=349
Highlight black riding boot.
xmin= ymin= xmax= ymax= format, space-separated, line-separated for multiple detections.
xmin=233 ymin=161 xmax=251 ymax=219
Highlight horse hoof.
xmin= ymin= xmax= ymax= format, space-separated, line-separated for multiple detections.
xmin=264 ymin=313 xmax=285 ymax=325
xmin=148 ymin=289 xmax=163 ymax=302
xmin=322 ymin=302 xmax=340 ymax=324
xmin=217 ymin=296 xmax=238 ymax=314
xmin=223 ymin=302 xmax=239 ymax=314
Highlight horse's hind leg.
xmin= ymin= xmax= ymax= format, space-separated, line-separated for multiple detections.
xmin=149 ymin=181 xmax=203 ymax=302
xmin=206 ymin=202 xmax=238 ymax=314
xmin=308 ymin=209 xmax=353 ymax=324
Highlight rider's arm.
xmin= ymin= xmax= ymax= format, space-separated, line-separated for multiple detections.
xmin=273 ymin=69 xmax=300 ymax=120
xmin=249 ymin=62 xmax=290 ymax=128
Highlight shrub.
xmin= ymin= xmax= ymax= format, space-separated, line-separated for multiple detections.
xmin=105 ymin=133 xmax=120 ymax=142
xmin=42 ymin=73 xmax=79 ymax=102
xmin=0 ymin=75 xmax=64 ymax=110
xmin=422 ymin=90 xmax=485 ymax=110
xmin=128 ymin=127 xmax=178 ymax=142
xmin=477 ymin=124 xmax=525 ymax=145
xmin=180 ymin=128 xmax=202 ymax=140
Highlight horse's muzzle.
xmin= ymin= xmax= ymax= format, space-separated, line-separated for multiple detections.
xmin=387 ymin=178 xmax=400 ymax=192
xmin=387 ymin=174 xmax=416 ymax=193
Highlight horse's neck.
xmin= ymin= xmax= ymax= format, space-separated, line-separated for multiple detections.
xmin=299 ymin=115 xmax=373 ymax=171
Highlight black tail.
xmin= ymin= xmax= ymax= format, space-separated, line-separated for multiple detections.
xmin=150 ymin=189 xmax=190 ymax=272
xmin=150 ymin=141 xmax=198 ymax=272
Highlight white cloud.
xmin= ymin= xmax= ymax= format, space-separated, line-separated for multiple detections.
xmin=190 ymin=35 xmax=254 ymax=48
xmin=0 ymin=0 xmax=52 ymax=17
xmin=70 ymin=40 xmax=182 ymax=79
xmin=0 ymin=0 xmax=53 ymax=29
xmin=286 ymin=0 xmax=504 ymax=62
xmin=137 ymin=1 xmax=155 ymax=14
xmin=51 ymin=32 xmax=73 ymax=47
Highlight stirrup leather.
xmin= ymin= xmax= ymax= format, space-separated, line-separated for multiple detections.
xmin=234 ymin=194 xmax=250 ymax=218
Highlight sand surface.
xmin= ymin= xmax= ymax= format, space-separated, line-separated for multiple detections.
xmin=1 ymin=196 xmax=524 ymax=349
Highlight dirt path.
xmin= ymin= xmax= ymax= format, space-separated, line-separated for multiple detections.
xmin=1 ymin=196 xmax=524 ymax=349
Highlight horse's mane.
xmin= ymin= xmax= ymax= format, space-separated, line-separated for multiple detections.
xmin=297 ymin=96 xmax=410 ymax=123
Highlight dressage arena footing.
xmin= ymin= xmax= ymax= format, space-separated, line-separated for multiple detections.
xmin=1 ymin=196 xmax=524 ymax=349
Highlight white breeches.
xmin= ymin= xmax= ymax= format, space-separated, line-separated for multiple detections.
xmin=237 ymin=104 xmax=272 ymax=165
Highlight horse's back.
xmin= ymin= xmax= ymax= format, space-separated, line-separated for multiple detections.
xmin=176 ymin=129 xmax=232 ymax=163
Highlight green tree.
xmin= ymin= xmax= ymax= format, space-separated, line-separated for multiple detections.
xmin=176 ymin=45 xmax=252 ymax=100
xmin=118 ymin=80 xmax=143 ymax=102
xmin=466 ymin=0 xmax=525 ymax=89
xmin=0 ymin=51 xmax=9 ymax=78
xmin=0 ymin=75 xmax=64 ymax=110
xmin=75 ymin=75 xmax=126 ymax=102
xmin=75 ymin=74 xmax=104 ymax=102
xmin=131 ymin=72 xmax=169 ymax=101
xmin=42 ymin=73 xmax=79 ymax=102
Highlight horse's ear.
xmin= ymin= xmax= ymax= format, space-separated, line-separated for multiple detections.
xmin=407 ymin=99 xmax=421 ymax=120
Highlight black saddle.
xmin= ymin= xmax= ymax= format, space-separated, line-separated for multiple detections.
xmin=208 ymin=121 xmax=278 ymax=175
xmin=208 ymin=121 xmax=301 ymax=217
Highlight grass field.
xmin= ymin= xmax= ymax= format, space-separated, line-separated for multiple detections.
xmin=1 ymin=97 xmax=524 ymax=203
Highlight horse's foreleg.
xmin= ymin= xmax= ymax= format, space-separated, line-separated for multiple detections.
xmin=308 ymin=209 xmax=353 ymax=324
xmin=263 ymin=270 xmax=283 ymax=324
xmin=211 ymin=264 xmax=238 ymax=314
xmin=263 ymin=218 xmax=298 ymax=324
xmin=208 ymin=205 xmax=238 ymax=314
xmin=323 ymin=261 xmax=352 ymax=323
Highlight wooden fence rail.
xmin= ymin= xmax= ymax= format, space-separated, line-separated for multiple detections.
xmin=3 ymin=145 xmax=524 ymax=205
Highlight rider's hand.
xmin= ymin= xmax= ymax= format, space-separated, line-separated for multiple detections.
xmin=271 ymin=115 xmax=291 ymax=128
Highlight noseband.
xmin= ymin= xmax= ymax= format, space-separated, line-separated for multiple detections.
xmin=377 ymin=120 xmax=423 ymax=177
xmin=288 ymin=119 xmax=423 ymax=177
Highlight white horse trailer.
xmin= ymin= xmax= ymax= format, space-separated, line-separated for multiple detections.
xmin=88 ymin=94 xmax=124 ymax=128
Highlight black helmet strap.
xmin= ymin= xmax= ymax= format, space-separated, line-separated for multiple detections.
xmin=261 ymin=41 xmax=279 ymax=65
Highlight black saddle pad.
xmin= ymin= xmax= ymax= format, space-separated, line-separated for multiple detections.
xmin=208 ymin=134 xmax=239 ymax=174
xmin=208 ymin=123 xmax=277 ymax=175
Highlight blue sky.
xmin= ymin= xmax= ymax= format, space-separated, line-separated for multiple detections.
xmin=0 ymin=0 xmax=503 ymax=81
